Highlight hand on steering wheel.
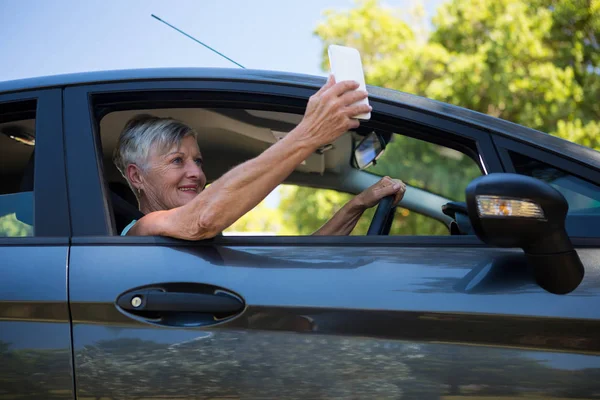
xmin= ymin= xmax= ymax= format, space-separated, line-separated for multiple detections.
xmin=359 ymin=177 xmax=406 ymax=235
xmin=367 ymin=195 xmax=396 ymax=235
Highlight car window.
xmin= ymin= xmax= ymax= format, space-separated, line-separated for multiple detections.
xmin=97 ymin=107 xmax=459 ymax=237
xmin=387 ymin=208 xmax=448 ymax=236
xmin=365 ymin=134 xmax=482 ymax=202
xmin=0 ymin=103 xmax=36 ymax=237
xmin=509 ymin=151 xmax=600 ymax=214
xmin=224 ymin=185 xmax=448 ymax=236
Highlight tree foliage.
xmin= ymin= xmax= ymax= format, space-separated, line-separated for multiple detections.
xmin=0 ymin=213 xmax=33 ymax=237
xmin=230 ymin=0 xmax=599 ymax=237
xmin=316 ymin=0 xmax=599 ymax=139
xmin=280 ymin=0 xmax=599 ymax=236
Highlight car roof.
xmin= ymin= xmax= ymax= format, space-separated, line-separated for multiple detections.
xmin=2 ymin=67 xmax=599 ymax=169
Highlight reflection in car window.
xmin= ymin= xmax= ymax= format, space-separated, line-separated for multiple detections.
xmin=366 ymin=134 xmax=481 ymax=202
xmin=0 ymin=109 xmax=36 ymax=237
xmin=0 ymin=193 xmax=34 ymax=237
xmin=509 ymin=151 xmax=600 ymax=214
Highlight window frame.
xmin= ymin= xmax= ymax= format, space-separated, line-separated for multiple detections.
xmin=493 ymin=135 xmax=600 ymax=184
xmin=63 ymin=77 xmax=503 ymax=244
xmin=0 ymin=89 xmax=69 ymax=242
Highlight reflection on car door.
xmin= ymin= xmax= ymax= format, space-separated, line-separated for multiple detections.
xmin=69 ymin=238 xmax=600 ymax=400
xmin=0 ymin=89 xmax=73 ymax=399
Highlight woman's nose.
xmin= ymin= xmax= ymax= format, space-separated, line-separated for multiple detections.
xmin=186 ymin=161 xmax=202 ymax=179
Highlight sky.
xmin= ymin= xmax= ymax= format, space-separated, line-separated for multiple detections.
xmin=0 ymin=0 xmax=444 ymax=83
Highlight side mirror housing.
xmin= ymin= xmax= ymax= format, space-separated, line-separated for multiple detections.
xmin=466 ymin=173 xmax=584 ymax=294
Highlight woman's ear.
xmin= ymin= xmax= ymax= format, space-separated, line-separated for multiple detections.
xmin=126 ymin=164 xmax=144 ymax=191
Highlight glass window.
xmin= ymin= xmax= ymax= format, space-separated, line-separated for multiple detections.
xmin=388 ymin=208 xmax=448 ymax=236
xmin=98 ymin=107 xmax=462 ymax=237
xmin=366 ymin=134 xmax=482 ymax=202
xmin=0 ymin=106 xmax=36 ymax=237
xmin=224 ymin=184 xmax=448 ymax=236
xmin=224 ymin=185 xmax=349 ymax=236
xmin=509 ymin=151 xmax=600 ymax=214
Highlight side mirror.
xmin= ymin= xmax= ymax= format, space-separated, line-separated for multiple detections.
xmin=465 ymin=173 xmax=584 ymax=294
xmin=352 ymin=131 xmax=386 ymax=170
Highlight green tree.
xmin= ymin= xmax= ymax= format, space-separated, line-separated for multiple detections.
xmin=225 ymin=188 xmax=297 ymax=235
xmin=0 ymin=212 xmax=33 ymax=237
xmin=280 ymin=185 xmax=357 ymax=235
xmin=316 ymin=0 xmax=599 ymax=139
xmin=278 ymin=0 xmax=599 ymax=236
xmin=229 ymin=0 xmax=598 ymax=237
xmin=278 ymin=182 xmax=450 ymax=236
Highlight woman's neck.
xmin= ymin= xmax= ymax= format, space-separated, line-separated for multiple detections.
xmin=139 ymin=197 xmax=164 ymax=215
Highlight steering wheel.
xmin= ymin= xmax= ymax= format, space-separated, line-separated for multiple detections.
xmin=367 ymin=195 xmax=396 ymax=235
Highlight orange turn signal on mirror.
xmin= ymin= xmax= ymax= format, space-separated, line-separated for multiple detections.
xmin=475 ymin=195 xmax=545 ymax=219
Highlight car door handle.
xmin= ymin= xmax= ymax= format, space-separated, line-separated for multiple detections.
xmin=117 ymin=289 xmax=244 ymax=314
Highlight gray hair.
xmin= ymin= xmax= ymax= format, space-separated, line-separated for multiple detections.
xmin=113 ymin=114 xmax=198 ymax=193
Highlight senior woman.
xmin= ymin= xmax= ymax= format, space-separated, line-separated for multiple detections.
xmin=114 ymin=77 xmax=406 ymax=239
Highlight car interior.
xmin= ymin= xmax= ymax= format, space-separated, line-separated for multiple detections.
xmin=0 ymin=106 xmax=477 ymax=237
xmin=0 ymin=117 xmax=35 ymax=231
xmin=97 ymin=107 xmax=465 ymax=236
xmin=0 ymin=119 xmax=35 ymax=193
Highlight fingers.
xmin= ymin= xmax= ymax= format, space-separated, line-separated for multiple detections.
xmin=338 ymin=87 xmax=370 ymax=118
xmin=339 ymin=88 xmax=368 ymax=105
xmin=301 ymin=77 xmax=369 ymax=148
xmin=315 ymin=75 xmax=336 ymax=96
xmin=327 ymin=80 xmax=361 ymax=97
xmin=347 ymin=118 xmax=360 ymax=130
xmin=375 ymin=177 xmax=406 ymax=206
xmin=345 ymin=103 xmax=372 ymax=118
xmin=376 ymin=177 xmax=400 ymax=198
xmin=392 ymin=179 xmax=407 ymax=206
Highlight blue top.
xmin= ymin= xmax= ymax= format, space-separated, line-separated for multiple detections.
xmin=121 ymin=219 xmax=137 ymax=236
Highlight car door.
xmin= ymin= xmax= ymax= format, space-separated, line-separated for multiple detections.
xmin=65 ymin=75 xmax=600 ymax=400
xmin=0 ymin=89 xmax=73 ymax=398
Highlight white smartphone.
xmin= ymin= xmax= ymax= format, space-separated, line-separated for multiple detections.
xmin=327 ymin=44 xmax=371 ymax=120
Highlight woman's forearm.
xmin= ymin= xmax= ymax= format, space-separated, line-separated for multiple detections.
xmin=168 ymin=127 xmax=316 ymax=239
xmin=312 ymin=198 xmax=366 ymax=236
xmin=131 ymin=78 xmax=372 ymax=239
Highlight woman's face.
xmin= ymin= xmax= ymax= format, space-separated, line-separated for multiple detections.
xmin=140 ymin=135 xmax=206 ymax=211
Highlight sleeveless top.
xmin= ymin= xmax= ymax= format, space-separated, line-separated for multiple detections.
xmin=121 ymin=219 xmax=137 ymax=236
xmin=120 ymin=219 xmax=222 ymax=237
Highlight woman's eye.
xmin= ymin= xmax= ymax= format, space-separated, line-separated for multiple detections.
xmin=172 ymin=157 xmax=182 ymax=164
xmin=195 ymin=158 xmax=203 ymax=165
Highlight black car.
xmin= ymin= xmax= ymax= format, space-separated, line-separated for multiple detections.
xmin=1 ymin=68 xmax=600 ymax=399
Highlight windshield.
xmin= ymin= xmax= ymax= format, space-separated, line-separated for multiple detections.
xmin=365 ymin=134 xmax=482 ymax=201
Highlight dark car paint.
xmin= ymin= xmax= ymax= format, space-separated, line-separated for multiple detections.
xmin=67 ymin=243 xmax=600 ymax=399
xmin=0 ymin=245 xmax=74 ymax=399
xmin=2 ymin=70 xmax=600 ymax=399
xmin=0 ymin=89 xmax=73 ymax=399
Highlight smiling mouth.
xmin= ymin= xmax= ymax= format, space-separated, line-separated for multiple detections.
xmin=178 ymin=187 xmax=198 ymax=192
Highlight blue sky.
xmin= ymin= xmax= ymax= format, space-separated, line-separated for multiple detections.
xmin=0 ymin=0 xmax=443 ymax=82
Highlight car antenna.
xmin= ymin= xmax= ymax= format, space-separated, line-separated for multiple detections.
xmin=151 ymin=14 xmax=245 ymax=69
